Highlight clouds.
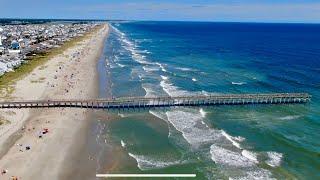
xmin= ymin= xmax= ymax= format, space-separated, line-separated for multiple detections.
xmin=1 ymin=0 xmax=320 ymax=23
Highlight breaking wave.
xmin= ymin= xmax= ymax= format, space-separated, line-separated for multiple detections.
xmin=232 ymin=82 xmax=247 ymax=85
xmin=142 ymin=83 xmax=158 ymax=97
xmin=160 ymin=75 xmax=168 ymax=80
xmin=221 ymin=130 xmax=244 ymax=149
xmin=156 ymin=63 xmax=167 ymax=72
xmin=116 ymin=63 xmax=125 ymax=68
xmin=199 ymin=108 xmax=207 ymax=118
xmin=128 ymin=153 xmax=181 ymax=171
xmin=210 ymin=145 xmax=256 ymax=167
xmin=112 ymin=25 xmax=154 ymax=65
xmin=121 ymin=140 xmax=126 ymax=148
xmin=142 ymin=65 xmax=159 ymax=72
xmin=279 ymin=115 xmax=301 ymax=120
xmin=176 ymin=67 xmax=194 ymax=71
xmin=166 ymin=110 xmax=222 ymax=147
xmin=160 ymin=79 xmax=190 ymax=97
xmin=266 ymin=151 xmax=283 ymax=167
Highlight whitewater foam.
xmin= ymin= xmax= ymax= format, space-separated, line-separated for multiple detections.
xmin=176 ymin=67 xmax=194 ymax=71
xmin=149 ymin=110 xmax=174 ymax=138
xmin=142 ymin=84 xmax=157 ymax=97
xmin=116 ymin=63 xmax=125 ymax=68
xmin=156 ymin=62 xmax=167 ymax=72
xmin=221 ymin=130 xmax=242 ymax=149
xmin=199 ymin=108 xmax=207 ymax=118
xmin=232 ymin=169 xmax=273 ymax=180
xmin=241 ymin=150 xmax=259 ymax=163
xmin=152 ymin=101 xmax=268 ymax=177
xmin=160 ymin=75 xmax=168 ymax=80
xmin=112 ymin=25 xmax=154 ymax=66
xmin=166 ymin=110 xmax=222 ymax=147
xmin=149 ymin=110 xmax=168 ymax=122
xmin=266 ymin=152 xmax=283 ymax=167
xmin=121 ymin=140 xmax=126 ymax=148
xmin=118 ymin=113 xmax=127 ymax=118
xmin=160 ymin=80 xmax=190 ymax=97
xmin=142 ymin=66 xmax=159 ymax=72
xmin=220 ymin=131 xmax=259 ymax=164
xmin=279 ymin=115 xmax=301 ymax=120
xmin=231 ymin=82 xmax=247 ymax=85
xmin=128 ymin=153 xmax=181 ymax=170
xmin=138 ymin=49 xmax=151 ymax=54
xmin=210 ymin=145 xmax=256 ymax=167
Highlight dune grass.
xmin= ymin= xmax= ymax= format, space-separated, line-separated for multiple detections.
xmin=0 ymin=118 xmax=10 ymax=126
xmin=0 ymin=25 xmax=103 ymax=98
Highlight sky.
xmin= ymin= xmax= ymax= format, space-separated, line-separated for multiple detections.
xmin=0 ymin=0 xmax=320 ymax=23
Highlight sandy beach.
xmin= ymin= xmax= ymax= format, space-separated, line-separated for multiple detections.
xmin=0 ymin=23 xmax=109 ymax=179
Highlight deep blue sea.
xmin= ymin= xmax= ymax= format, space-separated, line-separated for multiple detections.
xmin=96 ymin=21 xmax=320 ymax=179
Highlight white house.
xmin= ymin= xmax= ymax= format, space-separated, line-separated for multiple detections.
xmin=0 ymin=36 xmax=5 ymax=55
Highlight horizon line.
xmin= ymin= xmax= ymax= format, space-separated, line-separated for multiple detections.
xmin=1 ymin=17 xmax=320 ymax=25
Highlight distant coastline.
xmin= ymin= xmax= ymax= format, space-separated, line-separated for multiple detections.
xmin=0 ymin=18 xmax=107 ymax=25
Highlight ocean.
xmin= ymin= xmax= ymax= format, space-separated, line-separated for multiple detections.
xmin=95 ymin=21 xmax=320 ymax=179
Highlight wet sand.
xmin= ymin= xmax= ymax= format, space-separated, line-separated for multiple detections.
xmin=0 ymin=24 xmax=109 ymax=179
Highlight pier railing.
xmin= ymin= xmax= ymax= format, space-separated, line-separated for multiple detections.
xmin=0 ymin=93 xmax=311 ymax=109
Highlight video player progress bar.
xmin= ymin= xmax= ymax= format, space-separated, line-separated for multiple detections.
xmin=96 ymin=174 xmax=196 ymax=178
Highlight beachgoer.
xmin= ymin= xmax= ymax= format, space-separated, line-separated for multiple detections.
xmin=1 ymin=169 xmax=8 ymax=175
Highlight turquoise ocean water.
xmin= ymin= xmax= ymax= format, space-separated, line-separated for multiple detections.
xmin=94 ymin=22 xmax=320 ymax=179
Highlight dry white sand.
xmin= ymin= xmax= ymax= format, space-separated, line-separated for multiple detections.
xmin=0 ymin=24 xmax=109 ymax=180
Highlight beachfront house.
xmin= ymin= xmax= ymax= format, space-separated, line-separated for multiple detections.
xmin=0 ymin=36 xmax=5 ymax=55
xmin=11 ymin=40 xmax=20 ymax=50
xmin=8 ymin=40 xmax=21 ymax=54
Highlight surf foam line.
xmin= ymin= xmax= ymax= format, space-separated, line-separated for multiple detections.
xmin=159 ymin=73 xmax=217 ymax=98
xmin=175 ymin=67 xmax=195 ymax=71
xmin=209 ymin=145 xmax=274 ymax=179
xmin=142 ymin=83 xmax=161 ymax=98
xmin=166 ymin=110 xmax=223 ymax=147
xmin=278 ymin=115 xmax=301 ymax=120
xmin=128 ymin=153 xmax=183 ymax=171
xmin=121 ymin=140 xmax=126 ymax=148
xmin=142 ymin=65 xmax=160 ymax=72
xmin=156 ymin=62 xmax=167 ymax=72
xmin=111 ymin=25 xmax=155 ymax=66
xmin=111 ymin=26 xmax=171 ymax=89
xmin=199 ymin=108 xmax=207 ymax=118
xmin=160 ymin=79 xmax=190 ymax=97
xmin=116 ymin=63 xmax=125 ymax=68
xmin=96 ymin=174 xmax=196 ymax=178
xmin=231 ymin=81 xmax=247 ymax=85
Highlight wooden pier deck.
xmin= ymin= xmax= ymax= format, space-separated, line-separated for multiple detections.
xmin=0 ymin=93 xmax=311 ymax=109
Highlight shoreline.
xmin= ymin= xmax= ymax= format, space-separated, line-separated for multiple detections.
xmin=0 ymin=23 xmax=109 ymax=179
xmin=0 ymin=25 xmax=102 ymax=97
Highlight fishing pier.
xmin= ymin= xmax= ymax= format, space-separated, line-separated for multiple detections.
xmin=0 ymin=93 xmax=311 ymax=109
